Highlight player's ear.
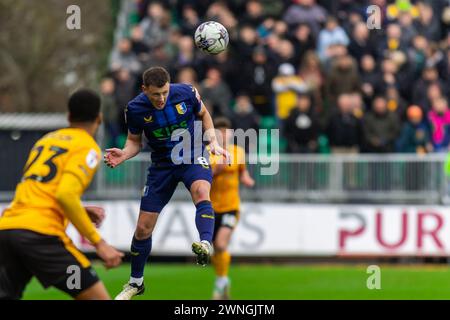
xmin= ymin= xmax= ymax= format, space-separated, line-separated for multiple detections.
xmin=141 ymin=85 xmax=147 ymax=93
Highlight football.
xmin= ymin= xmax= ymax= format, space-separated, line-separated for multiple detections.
xmin=194 ymin=21 xmax=229 ymax=55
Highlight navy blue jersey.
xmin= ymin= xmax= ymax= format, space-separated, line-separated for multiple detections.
xmin=125 ymin=83 xmax=206 ymax=164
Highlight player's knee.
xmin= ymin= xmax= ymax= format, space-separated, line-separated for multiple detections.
xmin=135 ymin=222 xmax=154 ymax=239
xmin=214 ymin=241 xmax=227 ymax=253
xmin=192 ymin=185 xmax=210 ymax=202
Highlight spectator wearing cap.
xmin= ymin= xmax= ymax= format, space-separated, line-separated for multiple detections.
xmin=397 ymin=105 xmax=432 ymax=153
xmin=272 ymin=63 xmax=308 ymax=122
xmin=386 ymin=0 xmax=419 ymax=21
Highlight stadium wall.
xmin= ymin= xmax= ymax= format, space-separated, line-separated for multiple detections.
xmin=2 ymin=201 xmax=450 ymax=257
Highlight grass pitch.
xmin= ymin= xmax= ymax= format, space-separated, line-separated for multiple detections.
xmin=23 ymin=263 xmax=450 ymax=300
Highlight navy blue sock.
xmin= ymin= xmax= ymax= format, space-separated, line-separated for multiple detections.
xmin=130 ymin=235 xmax=152 ymax=278
xmin=195 ymin=200 xmax=215 ymax=243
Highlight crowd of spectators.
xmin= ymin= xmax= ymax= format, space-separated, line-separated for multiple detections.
xmin=102 ymin=0 xmax=450 ymax=154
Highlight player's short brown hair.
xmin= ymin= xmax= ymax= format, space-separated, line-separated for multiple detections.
xmin=214 ymin=117 xmax=232 ymax=129
xmin=143 ymin=67 xmax=170 ymax=87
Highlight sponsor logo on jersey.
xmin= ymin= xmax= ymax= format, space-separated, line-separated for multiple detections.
xmin=152 ymin=121 xmax=188 ymax=139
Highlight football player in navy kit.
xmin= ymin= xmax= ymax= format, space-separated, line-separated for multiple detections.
xmin=105 ymin=67 xmax=229 ymax=300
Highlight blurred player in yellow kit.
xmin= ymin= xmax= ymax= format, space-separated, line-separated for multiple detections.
xmin=209 ymin=117 xmax=255 ymax=300
xmin=0 ymin=89 xmax=123 ymax=300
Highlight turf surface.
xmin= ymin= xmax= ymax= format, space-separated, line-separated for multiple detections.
xmin=22 ymin=263 xmax=450 ymax=300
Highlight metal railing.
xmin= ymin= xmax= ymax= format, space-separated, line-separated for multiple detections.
xmin=85 ymin=153 xmax=449 ymax=204
xmin=0 ymin=153 xmax=447 ymax=204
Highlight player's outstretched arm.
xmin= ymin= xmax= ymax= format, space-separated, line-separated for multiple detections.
xmin=240 ymin=169 xmax=255 ymax=188
xmin=84 ymin=205 xmax=106 ymax=227
xmin=56 ymin=173 xmax=123 ymax=268
xmin=104 ymin=132 xmax=142 ymax=168
xmin=197 ymin=102 xmax=230 ymax=163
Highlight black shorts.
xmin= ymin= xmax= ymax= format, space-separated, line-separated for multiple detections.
xmin=212 ymin=210 xmax=239 ymax=242
xmin=0 ymin=229 xmax=99 ymax=300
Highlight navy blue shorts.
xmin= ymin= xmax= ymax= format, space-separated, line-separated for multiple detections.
xmin=140 ymin=163 xmax=212 ymax=213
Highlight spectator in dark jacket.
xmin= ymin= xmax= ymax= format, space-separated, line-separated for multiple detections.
xmin=363 ymin=96 xmax=401 ymax=153
xmin=232 ymin=93 xmax=260 ymax=132
xmin=327 ymin=93 xmax=363 ymax=153
xmin=289 ymin=23 xmax=316 ymax=66
xmin=386 ymin=85 xmax=408 ymax=122
xmin=284 ymin=92 xmax=319 ymax=153
xmin=232 ymin=93 xmax=260 ymax=154
xmin=179 ymin=5 xmax=201 ymax=35
xmin=101 ymin=77 xmax=121 ymax=147
xmin=199 ymin=67 xmax=233 ymax=117
xmin=348 ymin=22 xmax=375 ymax=62
xmin=360 ymin=54 xmax=379 ymax=108
xmin=412 ymin=66 xmax=447 ymax=113
xmin=414 ymin=2 xmax=442 ymax=43
xmin=325 ymin=54 xmax=361 ymax=110
xmin=241 ymin=46 xmax=277 ymax=116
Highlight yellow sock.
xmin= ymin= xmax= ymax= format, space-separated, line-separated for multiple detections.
xmin=212 ymin=251 xmax=231 ymax=277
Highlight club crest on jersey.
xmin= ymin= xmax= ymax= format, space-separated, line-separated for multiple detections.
xmin=86 ymin=149 xmax=99 ymax=169
xmin=175 ymin=102 xmax=187 ymax=115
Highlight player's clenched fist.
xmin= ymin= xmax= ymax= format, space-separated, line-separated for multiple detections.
xmin=104 ymin=148 xmax=127 ymax=168
xmin=95 ymin=240 xmax=124 ymax=269
xmin=209 ymin=141 xmax=231 ymax=165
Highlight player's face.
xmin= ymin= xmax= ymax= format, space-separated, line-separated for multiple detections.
xmin=143 ymin=82 xmax=170 ymax=109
